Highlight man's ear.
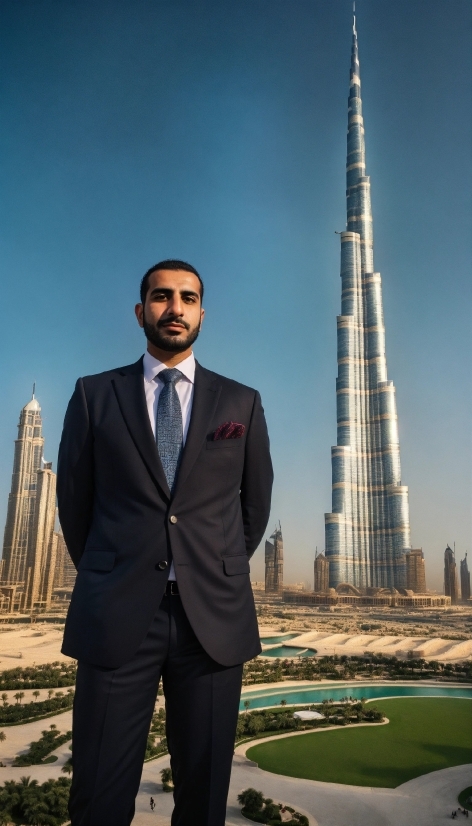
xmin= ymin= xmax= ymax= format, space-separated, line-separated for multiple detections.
xmin=135 ymin=303 xmax=144 ymax=328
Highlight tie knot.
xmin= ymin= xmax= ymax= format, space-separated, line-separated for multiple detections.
xmin=159 ymin=368 xmax=184 ymax=386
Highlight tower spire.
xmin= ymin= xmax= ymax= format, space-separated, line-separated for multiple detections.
xmin=32 ymin=382 xmax=36 ymax=399
xmin=324 ymin=11 xmax=411 ymax=591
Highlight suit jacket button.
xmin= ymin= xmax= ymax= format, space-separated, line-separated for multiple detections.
xmin=157 ymin=560 xmax=168 ymax=570
xmin=169 ymin=515 xmax=178 ymax=524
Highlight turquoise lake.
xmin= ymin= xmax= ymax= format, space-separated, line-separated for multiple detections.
xmin=261 ymin=646 xmax=316 ymax=658
xmin=239 ymin=683 xmax=472 ymax=711
xmin=260 ymin=634 xmax=299 ymax=644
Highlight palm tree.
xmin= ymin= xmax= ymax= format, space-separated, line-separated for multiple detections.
xmin=61 ymin=758 xmax=73 ymax=775
xmin=237 ymin=788 xmax=264 ymax=815
xmin=18 ymin=692 xmax=25 ymax=705
xmin=32 ymin=691 xmax=40 ymax=701
xmin=47 ymin=690 xmax=54 ymax=700
xmin=243 ymin=700 xmax=251 ymax=713
xmin=280 ymin=699 xmax=287 ymax=707
xmin=0 ymin=731 xmax=6 ymax=742
xmin=1 ymin=693 xmax=8 ymax=708
xmin=14 ymin=693 xmax=22 ymax=705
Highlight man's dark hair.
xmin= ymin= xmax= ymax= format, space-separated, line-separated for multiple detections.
xmin=140 ymin=259 xmax=204 ymax=305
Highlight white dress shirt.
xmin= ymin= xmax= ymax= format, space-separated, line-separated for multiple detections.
xmin=143 ymin=350 xmax=196 ymax=580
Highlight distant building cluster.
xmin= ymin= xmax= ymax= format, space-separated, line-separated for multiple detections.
xmin=0 ymin=391 xmax=75 ymax=615
xmin=263 ymin=534 xmax=470 ymax=610
xmin=444 ymin=544 xmax=470 ymax=605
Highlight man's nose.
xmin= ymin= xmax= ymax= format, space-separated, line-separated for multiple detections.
xmin=168 ymin=295 xmax=184 ymax=316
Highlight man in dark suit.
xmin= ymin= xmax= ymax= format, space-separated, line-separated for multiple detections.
xmin=57 ymin=259 xmax=273 ymax=826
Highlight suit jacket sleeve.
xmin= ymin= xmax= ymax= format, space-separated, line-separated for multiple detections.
xmin=57 ymin=378 xmax=94 ymax=568
xmin=240 ymin=390 xmax=273 ymax=557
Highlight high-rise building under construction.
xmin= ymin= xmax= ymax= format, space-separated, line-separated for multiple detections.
xmin=324 ymin=13 xmax=411 ymax=590
xmin=265 ymin=525 xmax=283 ymax=595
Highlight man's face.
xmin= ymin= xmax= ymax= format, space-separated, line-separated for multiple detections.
xmin=135 ymin=269 xmax=204 ymax=353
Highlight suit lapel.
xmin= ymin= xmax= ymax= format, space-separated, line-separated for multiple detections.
xmin=112 ymin=360 xmax=171 ymax=500
xmin=173 ymin=363 xmax=221 ymax=495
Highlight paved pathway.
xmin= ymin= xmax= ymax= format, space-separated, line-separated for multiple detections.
xmin=131 ymin=753 xmax=472 ymax=826
xmin=0 ymin=710 xmax=72 ymax=765
xmin=0 ymin=744 xmax=469 ymax=824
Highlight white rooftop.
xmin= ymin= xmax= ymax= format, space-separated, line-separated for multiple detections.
xmin=293 ymin=710 xmax=324 ymax=720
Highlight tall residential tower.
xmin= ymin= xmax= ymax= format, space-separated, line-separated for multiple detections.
xmin=324 ymin=13 xmax=411 ymax=590
xmin=1 ymin=390 xmax=57 ymax=611
xmin=2 ymin=390 xmax=45 ymax=585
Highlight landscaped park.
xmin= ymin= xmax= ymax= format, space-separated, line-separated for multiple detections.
xmin=0 ymin=635 xmax=470 ymax=825
xmin=246 ymin=697 xmax=472 ymax=787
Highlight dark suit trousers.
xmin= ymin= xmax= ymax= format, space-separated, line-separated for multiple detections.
xmin=69 ymin=593 xmax=243 ymax=826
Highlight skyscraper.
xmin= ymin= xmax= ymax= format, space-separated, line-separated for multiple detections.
xmin=444 ymin=545 xmax=458 ymax=605
xmin=324 ymin=12 xmax=411 ymax=590
xmin=405 ymin=549 xmax=426 ymax=593
xmin=314 ymin=552 xmax=330 ymax=593
xmin=265 ymin=525 xmax=283 ymax=595
xmin=23 ymin=463 xmax=57 ymax=611
xmin=460 ymin=553 xmax=470 ymax=603
xmin=1 ymin=391 xmax=57 ymax=612
xmin=2 ymin=390 xmax=44 ymax=585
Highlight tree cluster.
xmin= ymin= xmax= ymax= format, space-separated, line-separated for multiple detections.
xmin=145 ymin=707 xmax=168 ymax=761
xmin=236 ymin=701 xmax=384 ymax=742
xmin=0 ymin=776 xmax=71 ymax=826
xmin=237 ymin=788 xmax=308 ymax=826
xmin=0 ymin=694 xmax=74 ymax=726
xmin=13 ymin=726 xmax=72 ymax=767
xmin=242 ymin=654 xmax=472 ymax=685
xmin=0 ymin=664 xmax=77 ymax=691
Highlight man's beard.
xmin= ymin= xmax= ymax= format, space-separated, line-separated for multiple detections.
xmin=143 ymin=316 xmax=201 ymax=352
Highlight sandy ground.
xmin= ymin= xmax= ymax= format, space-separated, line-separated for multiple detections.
xmin=261 ymin=630 xmax=472 ymax=662
xmin=0 ymin=625 xmax=70 ymax=671
xmin=0 ymin=710 xmax=73 ymax=765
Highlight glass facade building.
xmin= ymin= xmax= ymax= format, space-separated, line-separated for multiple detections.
xmin=324 ymin=16 xmax=411 ymax=590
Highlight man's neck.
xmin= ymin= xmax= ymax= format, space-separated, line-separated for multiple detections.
xmin=146 ymin=344 xmax=193 ymax=367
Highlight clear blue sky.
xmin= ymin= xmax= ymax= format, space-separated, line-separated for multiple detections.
xmin=0 ymin=0 xmax=470 ymax=591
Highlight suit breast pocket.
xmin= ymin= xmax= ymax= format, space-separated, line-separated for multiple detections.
xmin=206 ymin=439 xmax=244 ymax=450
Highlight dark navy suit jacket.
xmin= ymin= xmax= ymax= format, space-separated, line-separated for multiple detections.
xmin=57 ymin=357 xmax=273 ymax=668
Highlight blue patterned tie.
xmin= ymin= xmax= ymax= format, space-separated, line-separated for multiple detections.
xmin=156 ymin=368 xmax=184 ymax=492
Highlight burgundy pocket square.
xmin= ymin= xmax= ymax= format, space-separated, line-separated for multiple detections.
xmin=213 ymin=421 xmax=245 ymax=440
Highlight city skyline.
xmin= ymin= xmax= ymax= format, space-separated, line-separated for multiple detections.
xmin=325 ymin=12 xmax=412 ymax=590
xmin=0 ymin=1 xmax=470 ymax=591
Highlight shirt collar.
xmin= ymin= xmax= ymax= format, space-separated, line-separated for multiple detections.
xmin=143 ymin=350 xmax=196 ymax=385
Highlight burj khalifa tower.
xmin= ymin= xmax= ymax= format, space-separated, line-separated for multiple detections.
xmin=324 ymin=10 xmax=411 ymax=590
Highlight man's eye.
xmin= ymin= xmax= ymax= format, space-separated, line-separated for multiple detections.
xmin=183 ymin=295 xmax=197 ymax=303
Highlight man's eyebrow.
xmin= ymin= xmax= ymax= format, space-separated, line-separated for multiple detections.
xmin=149 ymin=287 xmax=199 ymax=297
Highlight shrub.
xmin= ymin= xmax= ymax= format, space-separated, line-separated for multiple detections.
xmin=13 ymin=727 xmax=72 ymax=766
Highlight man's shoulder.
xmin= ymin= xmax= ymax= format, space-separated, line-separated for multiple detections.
xmin=197 ymin=363 xmax=258 ymax=399
xmin=80 ymin=358 xmax=143 ymax=390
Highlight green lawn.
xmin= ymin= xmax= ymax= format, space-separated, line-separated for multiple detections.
xmin=246 ymin=698 xmax=472 ymax=788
